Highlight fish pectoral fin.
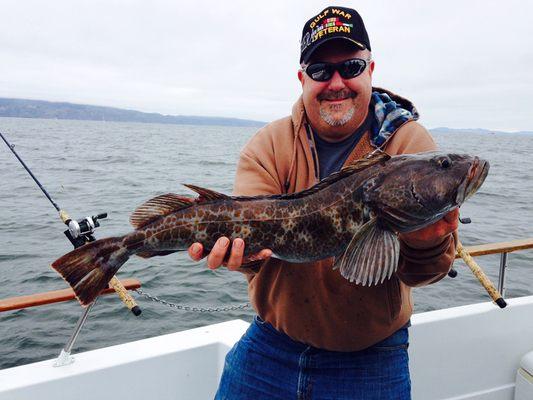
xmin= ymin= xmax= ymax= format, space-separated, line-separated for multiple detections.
xmin=136 ymin=250 xmax=178 ymax=258
xmin=333 ymin=218 xmax=376 ymax=271
xmin=334 ymin=220 xmax=399 ymax=286
xmin=182 ymin=184 xmax=231 ymax=202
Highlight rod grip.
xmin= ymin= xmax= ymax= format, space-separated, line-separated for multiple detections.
xmin=59 ymin=209 xmax=71 ymax=224
xmin=456 ymin=241 xmax=507 ymax=309
xmin=109 ymin=277 xmax=142 ymax=316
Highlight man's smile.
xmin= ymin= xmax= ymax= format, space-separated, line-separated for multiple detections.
xmin=323 ymin=97 xmax=350 ymax=104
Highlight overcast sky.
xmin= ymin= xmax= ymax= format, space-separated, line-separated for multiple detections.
xmin=1 ymin=0 xmax=532 ymax=131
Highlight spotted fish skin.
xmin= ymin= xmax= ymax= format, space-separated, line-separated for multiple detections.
xmin=123 ymin=175 xmax=368 ymax=264
xmin=51 ymin=151 xmax=489 ymax=305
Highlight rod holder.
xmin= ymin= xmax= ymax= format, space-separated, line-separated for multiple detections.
xmin=54 ymin=299 xmax=96 ymax=367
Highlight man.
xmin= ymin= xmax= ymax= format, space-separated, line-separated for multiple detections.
xmin=189 ymin=6 xmax=457 ymax=399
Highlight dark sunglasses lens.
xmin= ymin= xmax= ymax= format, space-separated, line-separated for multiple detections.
xmin=339 ymin=59 xmax=366 ymax=79
xmin=306 ymin=63 xmax=333 ymax=81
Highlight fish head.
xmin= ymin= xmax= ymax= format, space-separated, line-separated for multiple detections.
xmin=363 ymin=152 xmax=489 ymax=233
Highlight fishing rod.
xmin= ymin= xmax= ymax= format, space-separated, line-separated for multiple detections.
xmin=0 ymin=130 xmax=141 ymax=314
xmin=452 ymin=217 xmax=507 ymax=308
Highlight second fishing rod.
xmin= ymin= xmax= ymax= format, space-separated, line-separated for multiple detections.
xmin=0 ymin=130 xmax=141 ymax=315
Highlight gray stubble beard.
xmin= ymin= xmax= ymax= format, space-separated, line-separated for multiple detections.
xmin=319 ymin=105 xmax=356 ymax=127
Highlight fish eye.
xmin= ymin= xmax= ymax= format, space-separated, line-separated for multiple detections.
xmin=438 ymin=157 xmax=452 ymax=169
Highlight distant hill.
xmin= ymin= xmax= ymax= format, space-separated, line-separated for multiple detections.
xmin=0 ymin=98 xmax=266 ymax=127
xmin=430 ymin=127 xmax=533 ymax=135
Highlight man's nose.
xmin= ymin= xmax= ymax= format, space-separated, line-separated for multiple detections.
xmin=326 ymin=70 xmax=346 ymax=90
xmin=328 ymin=71 xmax=346 ymax=90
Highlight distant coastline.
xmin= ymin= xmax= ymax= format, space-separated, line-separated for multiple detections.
xmin=0 ymin=98 xmax=266 ymax=128
xmin=430 ymin=127 xmax=533 ymax=135
xmin=0 ymin=97 xmax=531 ymax=134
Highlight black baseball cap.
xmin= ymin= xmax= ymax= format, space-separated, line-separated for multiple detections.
xmin=300 ymin=6 xmax=371 ymax=64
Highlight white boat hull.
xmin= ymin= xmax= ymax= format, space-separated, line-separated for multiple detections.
xmin=2 ymin=296 xmax=533 ymax=400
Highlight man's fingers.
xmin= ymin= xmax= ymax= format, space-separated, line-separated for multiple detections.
xmin=199 ymin=237 xmax=272 ymax=271
xmin=258 ymin=249 xmax=273 ymax=259
xmin=244 ymin=249 xmax=273 ymax=263
xmin=206 ymin=237 xmax=230 ymax=269
xmin=188 ymin=243 xmax=204 ymax=261
xmin=226 ymin=238 xmax=245 ymax=271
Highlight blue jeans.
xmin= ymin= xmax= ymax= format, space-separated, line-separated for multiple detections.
xmin=215 ymin=316 xmax=411 ymax=399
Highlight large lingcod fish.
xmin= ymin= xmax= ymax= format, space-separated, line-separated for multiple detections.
xmin=52 ymin=151 xmax=489 ymax=306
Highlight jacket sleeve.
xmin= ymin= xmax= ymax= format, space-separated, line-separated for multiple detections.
xmin=232 ymin=121 xmax=292 ymax=196
xmin=397 ymin=231 xmax=457 ymax=287
xmin=385 ymin=121 xmax=456 ymax=287
xmin=233 ymin=150 xmax=283 ymax=196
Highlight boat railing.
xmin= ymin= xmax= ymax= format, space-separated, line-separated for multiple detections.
xmin=453 ymin=237 xmax=533 ymax=297
xmin=1 ymin=239 xmax=531 ymax=314
xmin=0 ymin=238 xmax=531 ymax=366
xmin=0 ymin=278 xmax=141 ymax=313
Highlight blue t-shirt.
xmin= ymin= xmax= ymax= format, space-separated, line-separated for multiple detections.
xmin=312 ymin=110 xmax=373 ymax=180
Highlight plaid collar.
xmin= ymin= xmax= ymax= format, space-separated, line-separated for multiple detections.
xmin=370 ymin=90 xmax=419 ymax=147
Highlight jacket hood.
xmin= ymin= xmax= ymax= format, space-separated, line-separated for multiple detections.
xmin=372 ymin=87 xmax=418 ymax=118
xmin=370 ymin=87 xmax=418 ymax=147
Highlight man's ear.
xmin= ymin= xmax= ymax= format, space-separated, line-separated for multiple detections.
xmin=369 ymin=60 xmax=375 ymax=76
xmin=298 ymin=69 xmax=304 ymax=85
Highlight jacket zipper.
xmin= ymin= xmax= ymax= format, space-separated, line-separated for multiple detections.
xmin=304 ymin=123 xmax=320 ymax=184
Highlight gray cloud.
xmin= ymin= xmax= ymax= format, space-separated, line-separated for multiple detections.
xmin=1 ymin=0 xmax=531 ymax=130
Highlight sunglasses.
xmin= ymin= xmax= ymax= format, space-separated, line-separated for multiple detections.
xmin=303 ymin=58 xmax=371 ymax=82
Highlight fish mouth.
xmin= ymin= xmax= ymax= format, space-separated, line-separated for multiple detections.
xmin=456 ymin=158 xmax=489 ymax=205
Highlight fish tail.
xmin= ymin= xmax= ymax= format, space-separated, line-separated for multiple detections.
xmin=51 ymin=236 xmax=129 ymax=306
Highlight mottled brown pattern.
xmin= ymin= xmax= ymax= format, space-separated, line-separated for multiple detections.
xmin=116 ymin=152 xmax=488 ymax=266
xmin=118 ymin=159 xmax=374 ymax=262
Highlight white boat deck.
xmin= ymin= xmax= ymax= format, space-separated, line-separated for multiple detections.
xmin=2 ymin=296 xmax=533 ymax=400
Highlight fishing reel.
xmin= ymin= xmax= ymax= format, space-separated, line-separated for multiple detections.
xmin=64 ymin=213 xmax=108 ymax=248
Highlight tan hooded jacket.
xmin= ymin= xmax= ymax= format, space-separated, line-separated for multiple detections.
xmin=233 ymin=92 xmax=456 ymax=351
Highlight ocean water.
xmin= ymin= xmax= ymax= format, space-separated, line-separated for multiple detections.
xmin=0 ymin=117 xmax=531 ymax=370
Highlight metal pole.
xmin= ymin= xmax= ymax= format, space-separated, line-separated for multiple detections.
xmin=498 ymin=252 xmax=508 ymax=298
xmin=54 ymin=299 xmax=97 ymax=367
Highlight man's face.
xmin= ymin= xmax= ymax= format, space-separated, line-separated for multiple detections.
xmin=298 ymin=41 xmax=374 ymax=141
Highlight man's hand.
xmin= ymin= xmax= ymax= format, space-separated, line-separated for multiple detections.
xmin=400 ymin=209 xmax=459 ymax=249
xmin=188 ymin=237 xmax=272 ymax=271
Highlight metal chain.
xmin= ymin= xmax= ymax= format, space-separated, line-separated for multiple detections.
xmin=134 ymin=288 xmax=250 ymax=313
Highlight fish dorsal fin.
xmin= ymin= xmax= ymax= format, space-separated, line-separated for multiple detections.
xmin=182 ymin=184 xmax=231 ymax=202
xmin=333 ymin=218 xmax=400 ymax=286
xmin=130 ymin=193 xmax=195 ymax=229
xmin=273 ymin=150 xmax=390 ymax=201
xmin=347 ymin=149 xmax=391 ymax=169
